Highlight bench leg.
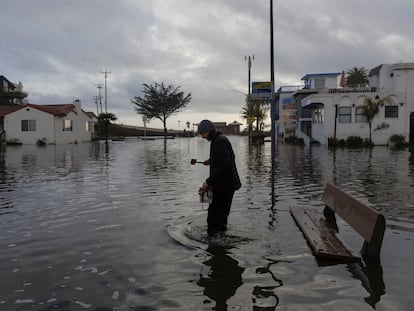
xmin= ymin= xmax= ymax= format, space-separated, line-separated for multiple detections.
xmin=323 ymin=206 xmax=338 ymax=232
xmin=361 ymin=241 xmax=382 ymax=257
xmin=361 ymin=215 xmax=385 ymax=257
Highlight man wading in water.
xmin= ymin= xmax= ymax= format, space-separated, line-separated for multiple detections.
xmin=198 ymin=120 xmax=241 ymax=238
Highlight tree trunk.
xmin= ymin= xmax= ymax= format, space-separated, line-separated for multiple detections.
xmin=163 ymin=118 xmax=167 ymax=138
xmin=368 ymin=122 xmax=372 ymax=145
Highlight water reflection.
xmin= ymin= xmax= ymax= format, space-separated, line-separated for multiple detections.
xmin=409 ymin=149 xmax=414 ymax=179
xmin=252 ymin=259 xmax=283 ymax=310
xmin=197 ymin=245 xmax=244 ymax=310
xmin=346 ymin=256 xmax=385 ymax=308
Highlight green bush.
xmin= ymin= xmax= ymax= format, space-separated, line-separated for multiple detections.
xmin=389 ymin=134 xmax=408 ymax=148
xmin=346 ymin=136 xmax=364 ymax=148
xmin=285 ymin=137 xmax=305 ymax=145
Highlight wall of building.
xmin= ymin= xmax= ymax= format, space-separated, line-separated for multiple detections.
xmin=4 ymin=104 xmax=93 ymax=144
xmin=5 ymin=106 xmax=55 ymax=144
xmin=54 ymin=110 xmax=93 ymax=144
xmin=307 ymin=92 xmax=408 ymax=145
xmin=295 ymin=63 xmax=414 ymax=146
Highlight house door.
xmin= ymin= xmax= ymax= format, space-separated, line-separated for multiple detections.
xmin=410 ymin=112 xmax=414 ymax=145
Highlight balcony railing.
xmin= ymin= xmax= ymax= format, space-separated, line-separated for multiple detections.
xmin=0 ymin=91 xmax=28 ymax=99
xmin=295 ymin=86 xmax=377 ymax=95
xmin=326 ymin=87 xmax=377 ymax=94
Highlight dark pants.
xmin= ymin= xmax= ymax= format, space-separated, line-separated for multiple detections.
xmin=207 ymin=188 xmax=235 ymax=236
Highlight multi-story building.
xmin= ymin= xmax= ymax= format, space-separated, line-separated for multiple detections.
xmin=0 ymin=75 xmax=28 ymax=105
xmin=288 ymin=63 xmax=414 ymax=145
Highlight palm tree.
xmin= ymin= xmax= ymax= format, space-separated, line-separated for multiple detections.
xmin=241 ymin=97 xmax=268 ymax=133
xmin=251 ymin=101 xmax=268 ymax=132
xmin=97 ymin=112 xmax=117 ymax=140
xmin=241 ymin=96 xmax=254 ymax=136
xmin=360 ymin=95 xmax=393 ymax=145
xmin=346 ymin=66 xmax=369 ymax=87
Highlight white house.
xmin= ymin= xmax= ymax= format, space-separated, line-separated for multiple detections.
xmin=1 ymin=99 xmax=96 ymax=144
xmin=291 ymin=63 xmax=414 ymax=145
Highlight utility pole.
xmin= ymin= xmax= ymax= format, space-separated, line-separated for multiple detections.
xmin=245 ymin=55 xmax=254 ymax=143
xmin=101 ymin=70 xmax=111 ymax=147
xmin=101 ymin=70 xmax=111 ymax=114
xmin=270 ymin=0 xmax=276 ymax=204
xmin=93 ymin=96 xmax=99 ymax=115
xmin=245 ymin=55 xmax=254 ymax=96
xmin=95 ymin=83 xmax=103 ymax=114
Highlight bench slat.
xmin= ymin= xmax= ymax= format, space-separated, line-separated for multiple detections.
xmin=291 ymin=206 xmax=360 ymax=262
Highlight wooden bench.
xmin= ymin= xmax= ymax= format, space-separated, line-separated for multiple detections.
xmin=290 ymin=182 xmax=385 ymax=262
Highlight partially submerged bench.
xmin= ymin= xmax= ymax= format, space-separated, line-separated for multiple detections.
xmin=290 ymin=183 xmax=385 ymax=262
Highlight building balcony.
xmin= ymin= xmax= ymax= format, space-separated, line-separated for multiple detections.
xmin=0 ymin=90 xmax=28 ymax=99
xmin=326 ymin=86 xmax=377 ymax=94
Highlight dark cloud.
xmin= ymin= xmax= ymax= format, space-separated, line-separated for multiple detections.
xmin=1 ymin=0 xmax=413 ymax=129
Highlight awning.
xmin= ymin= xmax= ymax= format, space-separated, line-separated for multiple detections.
xmin=302 ymin=102 xmax=324 ymax=109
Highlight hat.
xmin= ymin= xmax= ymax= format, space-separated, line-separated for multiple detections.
xmin=197 ymin=119 xmax=215 ymax=134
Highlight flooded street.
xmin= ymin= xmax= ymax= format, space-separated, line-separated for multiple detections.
xmin=0 ymin=137 xmax=413 ymax=310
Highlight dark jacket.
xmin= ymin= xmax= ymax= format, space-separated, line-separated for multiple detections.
xmin=206 ymin=132 xmax=241 ymax=191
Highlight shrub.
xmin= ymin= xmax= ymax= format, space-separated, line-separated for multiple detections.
xmin=346 ymin=136 xmax=364 ymax=148
xmin=6 ymin=138 xmax=22 ymax=145
xmin=389 ymin=134 xmax=408 ymax=148
xmin=37 ymin=139 xmax=46 ymax=146
xmin=285 ymin=137 xmax=305 ymax=145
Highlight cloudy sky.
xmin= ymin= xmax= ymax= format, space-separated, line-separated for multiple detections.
xmin=2 ymin=0 xmax=413 ymax=130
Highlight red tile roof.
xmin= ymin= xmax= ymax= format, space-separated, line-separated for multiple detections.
xmin=27 ymin=104 xmax=76 ymax=116
xmin=0 ymin=105 xmax=24 ymax=117
xmin=85 ymin=111 xmax=97 ymax=119
xmin=0 ymin=103 xmax=95 ymax=119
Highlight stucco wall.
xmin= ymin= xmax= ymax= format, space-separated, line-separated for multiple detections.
xmin=309 ymin=92 xmax=408 ymax=145
xmin=54 ymin=111 xmax=93 ymax=144
xmin=5 ymin=106 xmax=55 ymax=144
xmin=4 ymin=105 xmax=93 ymax=144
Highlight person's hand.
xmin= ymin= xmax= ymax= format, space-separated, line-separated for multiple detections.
xmin=202 ymin=159 xmax=210 ymax=166
xmin=202 ymin=182 xmax=210 ymax=191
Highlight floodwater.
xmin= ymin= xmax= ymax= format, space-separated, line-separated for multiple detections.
xmin=0 ymin=137 xmax=413 ymax=311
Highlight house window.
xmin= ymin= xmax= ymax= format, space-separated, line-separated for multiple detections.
xmin=63 ymin=119 xmax=73 ymax=131
xmin=385 ymin=106 xmax=398 ymax=118
xmin=21 ymin=120 xmax=36 ymax=131
xmin=355 ymin=107 xmax=367 ymax=122
xmin=86 ymin=121 xmax=94 ymax=132
xmin=338 ymin=107 xmax=352 ymax=123
xmin=315 ymin=79 xmax=325 ymax=89
xmin=313 ymin=107 xmax=324 ymax=123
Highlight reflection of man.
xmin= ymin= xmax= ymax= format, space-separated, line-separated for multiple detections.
xmin=197 ymin=245 xmax=244 ymax=310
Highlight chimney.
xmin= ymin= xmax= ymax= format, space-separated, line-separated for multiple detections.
xmin=73 ymin=99 xmax=81 ymax=113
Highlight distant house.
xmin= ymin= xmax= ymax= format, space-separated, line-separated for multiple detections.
xmin=225 ymin=121 xmax=243 ymax=135
xmin=1 ymin=99 xmax=96 ymax=144
xmin=197 ymin=121 xmax=242 ymax=135
xmin=0 ymin=75 xmax=28 ymax=105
